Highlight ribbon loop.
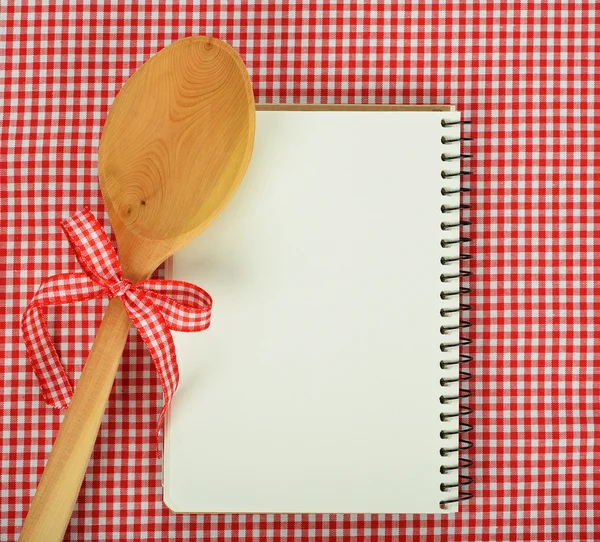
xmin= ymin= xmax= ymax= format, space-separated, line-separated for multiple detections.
xmin=22 ymin=208 xmax=212 ymax=453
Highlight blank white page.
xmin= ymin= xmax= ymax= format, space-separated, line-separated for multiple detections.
xmin=164 ymin=109 xmax=462 ymax=514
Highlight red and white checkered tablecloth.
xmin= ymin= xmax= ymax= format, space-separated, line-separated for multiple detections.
xmin=1 ymin=2 xmax=598 ymax=540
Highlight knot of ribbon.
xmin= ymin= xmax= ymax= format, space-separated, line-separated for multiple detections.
xmin=22 ymin=208 xmax=212 ymax=451
xmin=108 ymin=278 xmax=132 ymax=298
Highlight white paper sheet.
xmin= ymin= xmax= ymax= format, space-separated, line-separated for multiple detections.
xmin=163 ymin=109 xmax=463 ymax=513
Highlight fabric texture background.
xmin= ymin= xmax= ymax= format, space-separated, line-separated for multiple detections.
xmin=1 ymin=2 xmax=598 ymax=540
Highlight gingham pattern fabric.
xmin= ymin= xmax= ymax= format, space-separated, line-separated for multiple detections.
xmin=1 ymin=2 xmax=598 ymax=541
xmin=21 ymin=208 xmax=212 ymax=450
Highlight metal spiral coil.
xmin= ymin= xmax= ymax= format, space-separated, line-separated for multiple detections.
xmin=439 ymin=118 xmax=474 ymax=507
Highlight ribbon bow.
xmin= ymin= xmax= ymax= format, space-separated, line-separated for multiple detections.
xmin=22 ymin=208 xmax=212 ymax=449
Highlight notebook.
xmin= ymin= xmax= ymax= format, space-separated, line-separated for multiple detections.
xmin=163 ymin=105 xmax=473 ymax=514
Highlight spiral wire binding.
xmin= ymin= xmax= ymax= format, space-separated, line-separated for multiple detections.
xmin=439 ymin=118 xmax=474 ymax=507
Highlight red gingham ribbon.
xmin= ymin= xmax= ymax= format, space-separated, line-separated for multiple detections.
xmin=22 ymin=208 xmax=212 ymax=449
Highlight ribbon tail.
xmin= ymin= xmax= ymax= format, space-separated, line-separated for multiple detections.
xmin=22 ymin=273 xmax=106 ymax=409
xmin=22 ymin=304 xmax=74 ymax=409
xmin=122 ymin=291 xmax=179 ymax=457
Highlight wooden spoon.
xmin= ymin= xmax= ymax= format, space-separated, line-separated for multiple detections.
xmin=20 ymin=36 xmax=255 ymax=541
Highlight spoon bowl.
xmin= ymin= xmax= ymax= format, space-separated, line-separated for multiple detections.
xmin=20 ymin=36 xmax=255 ymax=541
xmin=99 ymin=36 xmax=255 ymax=280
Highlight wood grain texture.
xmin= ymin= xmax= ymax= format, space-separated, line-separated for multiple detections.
xmin=101 ymin=35 xmax=255 ymax=281
xmin=20 ymin=36 xmax=255 ymax=541
xmin=20 ymin=300 xmax=131 ymax=541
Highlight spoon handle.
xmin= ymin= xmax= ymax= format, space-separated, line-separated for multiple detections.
xmin=19 ymin=298 xmax=131 ymax=542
